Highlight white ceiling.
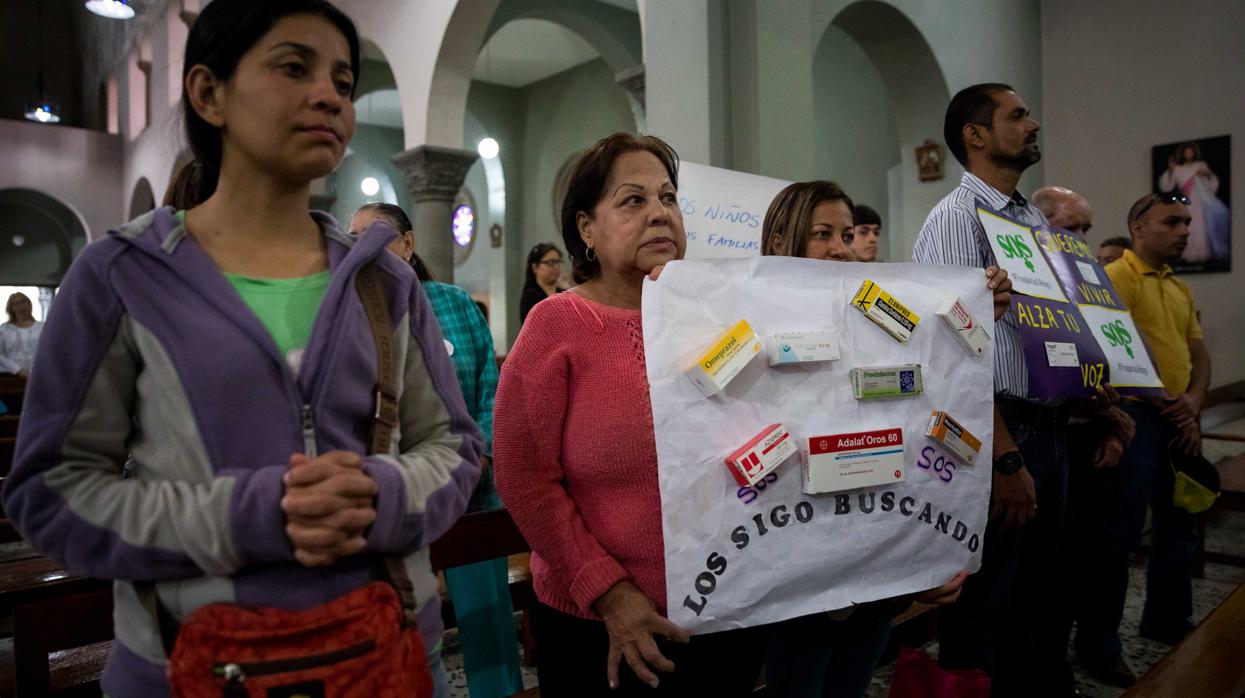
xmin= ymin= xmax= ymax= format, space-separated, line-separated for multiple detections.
xmin=472 ymin=18 xmax=599 ymax=88
xmin=355 ymin=89 xmax=403 ymax=129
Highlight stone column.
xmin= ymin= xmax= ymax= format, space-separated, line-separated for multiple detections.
xmin=308 ymin=177 xmax=336 ymax=213
xmin=392 ymin=145 xmax=478 ymax=283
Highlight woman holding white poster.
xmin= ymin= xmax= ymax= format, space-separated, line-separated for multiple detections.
xmin=759 ymin=180 xmax=1011 ymax=698
xmin=494 ymin=133 xmax=766 ymax=696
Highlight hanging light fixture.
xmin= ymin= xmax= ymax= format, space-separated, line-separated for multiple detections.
xmin=25 ymin=0 xmax=62 ymax=124
xmin=84 ymin=0 xmax=137 ymax=20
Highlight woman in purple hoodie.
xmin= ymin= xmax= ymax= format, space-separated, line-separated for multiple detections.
xmin=1 ymin=2 xmax=481 ymax=696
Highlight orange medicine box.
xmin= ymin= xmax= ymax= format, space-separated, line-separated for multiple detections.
xmin=925 ymin=411 xmax=982 ymax=465
xmin=725 ymin=423 xmax=797 ymax=486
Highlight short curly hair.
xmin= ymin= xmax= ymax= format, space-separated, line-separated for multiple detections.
xmin=559 ymin=133 xmax=680 ymax=284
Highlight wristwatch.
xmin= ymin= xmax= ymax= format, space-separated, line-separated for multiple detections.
xmin=993 ymin=451 xmax=1025 ymax=475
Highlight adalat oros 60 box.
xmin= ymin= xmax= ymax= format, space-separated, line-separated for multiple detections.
xmin=803 ymin=428 xmax=907 ymax=494
xmin=683 ymin=319 xmax=764 ymax=397
xmin=725 ymin=423 xmax=797 ymax=486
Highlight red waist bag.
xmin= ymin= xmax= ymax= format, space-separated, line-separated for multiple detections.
xmin=166 ymin=581 xmax=431 ymax=698
xmin=888 ymin=646 xmax=991 ymax=698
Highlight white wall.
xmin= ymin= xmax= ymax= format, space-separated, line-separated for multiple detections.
xmin=1042 ymin=0 xmax=1245 ymax=388
xmin=0 ymin=120 xmax=124 ymax=239
xmin=519 ymin=58 xmax=635 ymax=260
xmin=812 ymin=23 xmax=900 ymax=256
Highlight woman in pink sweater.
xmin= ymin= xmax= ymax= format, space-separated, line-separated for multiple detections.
xmin=494 ymin=133 xmax=765 ymax=696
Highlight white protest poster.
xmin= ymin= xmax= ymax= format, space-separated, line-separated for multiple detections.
xmin=643 ymin=257 xmax=995 ymax=633
xmin=677 ymin=161 xmax=790 ymax=258
xmin=976 ymin=207 xmax=1068 ymax=302
xmin=1076 ymin=305 xmax=1165 ymax=390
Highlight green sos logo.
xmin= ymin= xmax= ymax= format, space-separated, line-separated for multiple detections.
xmin=1100 ymin=319 xmax=1134 ymax=359
xmin=997 ymin=233 xmax=1035 ymax=272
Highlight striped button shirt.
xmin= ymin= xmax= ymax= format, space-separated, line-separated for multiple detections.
xmin=912 ymin=172 xmax=1049 ymax=400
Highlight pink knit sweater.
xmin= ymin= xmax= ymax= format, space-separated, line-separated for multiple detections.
xmin=494 ymin=292 xmax=665 ymax=620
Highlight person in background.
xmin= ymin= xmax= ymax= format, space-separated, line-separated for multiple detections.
xmin=2 ymin=2 xmax=481 ymax=694
xmin=850 ymin=204 xmax=882 ymax=262
xmin=0 ymin=293 xmax=42 ymax=378
xmin=349 ymin=201 xmax=521 ymax=698
xmin=1031 ymin=186 xmax=1092 ymax=237
xmin=913 ymin=82 xmax=1071 ymax=697
xmin=494 ymin=132 xmax=766 ymax=696
xmin=519 ymin=243 xmax=565 ymax=325
xmin=1076 ymin=192 xmax=1209 ymax=683
xmin=1033 ymin=185 xmax=1138 ymax=690
xmin=759 ymin=178 xmax=1012 ymax=698
xmin=1096 ymin=237 xmax=1131 ymax=267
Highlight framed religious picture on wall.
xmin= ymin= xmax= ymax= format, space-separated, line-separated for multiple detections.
xmin=1151 ymin=135 xmax=1231 ymax=273
xmin=916 ymin=140 xmax=945 ymax=182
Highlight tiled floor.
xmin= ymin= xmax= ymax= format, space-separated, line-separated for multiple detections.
xmin=441 ymin=415 xmax=1245 ymax=697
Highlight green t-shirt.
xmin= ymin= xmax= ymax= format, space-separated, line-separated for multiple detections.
xmin=176 ymin=210 xmax=330 ymax=371
xmin=223 ymin=271 xmax=331 ymax=369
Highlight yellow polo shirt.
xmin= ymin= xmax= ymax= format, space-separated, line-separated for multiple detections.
xmin=1105 ymin=249 xmax=1202 ymax=396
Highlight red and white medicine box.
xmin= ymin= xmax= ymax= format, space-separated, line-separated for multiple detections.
xmin=803 ymin=428 xmax=906 ymax=494
xmin=725 ymin=423 xmax=797 ymax=487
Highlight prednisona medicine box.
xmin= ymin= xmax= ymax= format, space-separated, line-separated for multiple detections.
xmin=803 ymin=428 xmax=907 ymax=493
xmin=936 ymin=297 xmax=990 ymax=357
xmin=683 ymin=319 xmax=764 ymax=397
xmin=925 ymin=411 xmax=982 ymax=465
xmin=851 ymin=365 xmax=923 ymax=399
xmin=767 ymin=330 xmax=841 ymax=366
xmin=725 ymin=423 xmax=797 ymax=486
xmin=851 ymin=280 xmax=920 ymax=343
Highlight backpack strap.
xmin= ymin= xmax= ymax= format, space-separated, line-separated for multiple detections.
xmin=355 ymin=261 xmax=419 ymax=627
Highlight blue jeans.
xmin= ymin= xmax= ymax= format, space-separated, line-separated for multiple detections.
xmin=428 ymin=641 xmax=450 ymax=698
xmin=1069 ymin=401 xmax=1198 ymax=661
xmin=938 ymin=397 xmax=1069 ymax=696
xmin=765 ymin=601 xmax=897 ymax=698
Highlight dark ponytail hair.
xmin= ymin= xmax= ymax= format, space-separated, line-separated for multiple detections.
xmin=356 ymin=202 xmax=434 ymax=281
xmin=181 ymin=0 xmax=361 ymax=204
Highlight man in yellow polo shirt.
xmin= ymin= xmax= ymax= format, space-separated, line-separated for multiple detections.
xmin=1072 ymin=191 xmax=1211 ymax=677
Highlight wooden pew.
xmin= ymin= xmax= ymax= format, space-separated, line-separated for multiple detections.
xmin=1122 ymin=580 xmax=1245 ymax=697
xmin=0 ymin=509 xmax=535 ymax=697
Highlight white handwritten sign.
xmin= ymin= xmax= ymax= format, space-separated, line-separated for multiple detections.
xmin=677 ymin=161 xmax=790 ymax=259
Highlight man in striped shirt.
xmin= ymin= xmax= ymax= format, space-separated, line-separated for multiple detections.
xmin=914 ymin=83 xmax=1074 ymax=697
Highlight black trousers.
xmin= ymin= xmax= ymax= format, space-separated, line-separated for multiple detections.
xmin=532 ymin=602 xmax=766 ymax=697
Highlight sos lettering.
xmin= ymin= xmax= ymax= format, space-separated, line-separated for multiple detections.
xmin=917 ymin=447 xmax=955 ymax=483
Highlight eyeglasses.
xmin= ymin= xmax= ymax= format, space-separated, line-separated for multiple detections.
xmin=1131 ymin=191 xmax=1191 ymax=223
xmin=537 ymin=259 xmax=565 ymax=268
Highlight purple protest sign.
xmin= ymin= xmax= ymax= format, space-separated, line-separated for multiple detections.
xmin=1033 ymin=226 xmax=1165 ymax=396
xmin=977 ymin=205 xmax=1165 ymax=398
xmin=1013 ymin=296 xmax=1108 ymax=398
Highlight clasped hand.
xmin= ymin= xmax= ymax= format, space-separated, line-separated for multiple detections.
xmin=282 ymin=451 xmax=377 ymax=566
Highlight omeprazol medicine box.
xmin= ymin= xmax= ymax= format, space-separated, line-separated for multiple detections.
xmin=684 ymin=320 xmax=763 ymax=397
xmin=925 ymin=411 xmax=982 ymax=465
xmin=767 ymin=330 xmax=841 ymax=366
xmin=804 ymin=428 xmax=907 ymax=493
xmin=725 ymin=423 xmax=797 ymax=486
xmin=936 ymin=297 xmax=990 ymax=357
xmin=851 ymin=365 xmax=923 ymax=399
xmin=851 ymin=279 xmax=920 ymax=343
